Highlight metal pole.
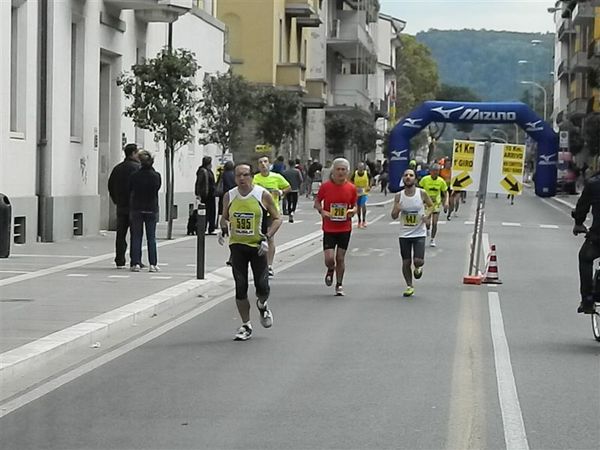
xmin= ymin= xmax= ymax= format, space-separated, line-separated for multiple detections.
xmin=196 ymin=203 xmax=206 ymax=279
xmin=467 ymin=141 xmax=491 ymax=275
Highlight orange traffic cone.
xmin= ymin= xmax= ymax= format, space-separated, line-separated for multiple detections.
xmin=482 ymin=244 xmax=503 ymax=284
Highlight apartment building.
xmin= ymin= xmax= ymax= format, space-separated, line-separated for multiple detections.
xmin=552 ymin=0 xmax=600 ymax=131
xmin=1 ymin=0 xmax=229 ymax=243
xmin=216 ymin=0 xmax=323 ymax=163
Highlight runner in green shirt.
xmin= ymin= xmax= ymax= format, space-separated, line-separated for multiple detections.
xmin=253 ymin=156 xmax=291 ymax=277
xmin=418 ymin=163 xmax=449 ymax=247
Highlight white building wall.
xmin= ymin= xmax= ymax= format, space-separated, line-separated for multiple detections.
xmin=0 ymin=1 xmax=229 ymax=243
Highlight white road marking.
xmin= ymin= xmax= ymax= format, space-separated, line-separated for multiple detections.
xmin=465 ymin=221 xmax=475 ymax=225
xmin=150 ymin=276 xmax=172 ymax=280
xmin=10 ymin=254 xmax=86 ymax=259
xmin=108 ymin=275 xmax=130 ymax=279
xmin=0 ymin=244 xmax=324 ymax=418
xmin=488 ymin=292 xmax=530 ymax=450
xmin=539 ymin=224 xmax=559 ymax=229
xmin=502 ymin=222 xmax=521 ymax=227
xmin=67 ymin=274 xmax=88 ymax=278
xmin=0 ymin=270 xmax=30 ymax=274
xmin=541 ymin=198 xmax=572 ymax=218
xmin=314 ymin=221 xmax=321 ymax=225
xmin=551 ymin=196 xmax=576 ymax=209
xmin=0 ymin=236 xmax=195 ymax=287
xmin=437 ymin=220 xmax=447 ymax=225
xmin=186 ymin=264 xmax=196 ymax=267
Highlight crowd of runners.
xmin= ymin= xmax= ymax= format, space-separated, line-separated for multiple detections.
xmin=216 ymin=155 xmax=466 ymax=341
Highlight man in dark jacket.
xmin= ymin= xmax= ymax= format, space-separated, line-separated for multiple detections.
xmin=282 ymin=160 xmax=303 ymax=222
xmin=108 ymin=143 xmax=140 ymax=268
xmin=195 ymin=156 xmax=217 ymax=234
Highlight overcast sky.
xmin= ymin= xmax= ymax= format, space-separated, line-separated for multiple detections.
xmin=379 ymin=0 xmax=557 ymax=35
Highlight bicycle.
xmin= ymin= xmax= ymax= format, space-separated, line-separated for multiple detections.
xmin=574 ymin=226 xmax=600 ymax=342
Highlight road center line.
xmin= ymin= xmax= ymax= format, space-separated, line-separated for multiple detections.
xmin=488 ymin=292 xmax=530 ymax=450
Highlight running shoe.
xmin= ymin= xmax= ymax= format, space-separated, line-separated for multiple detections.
xmin=429 ymin=239 xmax=436 ymax=247
xmin=130 ymin=264 xmax=141 ymax=272
xmin=413 ymin=266 xmax=423 ymax=279
xmin=256 ymin=300 xmax=273 ymax=328
xmin=149 ymin=265 xmax=160 ymax=273
xmin=268 ymin=266 xmax=274 ymax=278
xmin=363 ymin=221 xmax=368 ymax=228
xmin=325 ymin=268 xmax=334 ymax=286
xmin=234 ymin=324 xmax=253 ymax=341
xmin=335 ymin=284 xmax=345 ymax=296
xmin=403 ymin=286 xmax=415 ymax=297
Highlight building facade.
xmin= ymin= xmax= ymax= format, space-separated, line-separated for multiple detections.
xmin=1 ymin=0 xmax=229 ymax=243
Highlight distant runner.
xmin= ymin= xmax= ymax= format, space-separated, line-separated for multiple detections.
xmin=419 ymin=163 xmax=448 ymax=247
xmin=351 ymin=162 xmax=371 ymax=228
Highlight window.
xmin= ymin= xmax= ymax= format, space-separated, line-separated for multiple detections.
xmin=70 ymin=19 xmax=85 ymax=140
xmin=10 ymin=0 xmax=27 ymax=134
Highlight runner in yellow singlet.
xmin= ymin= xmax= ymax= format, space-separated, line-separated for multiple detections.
xmin=418 ymin=163 xmax=448 ymax=247
xmin=351 ymin=162 xmax=371 ymax=228
xmin=253 ymin=156 xmax=291 ymax=277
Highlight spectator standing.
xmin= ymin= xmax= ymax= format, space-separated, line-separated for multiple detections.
xmin=272 ymin=155 xmax=285 ymax=174
xmin=195 ymin=156 xmax=217 ymax=235
xmin=282 ymin=160 xmax=303 ymax=222
xmin=217 ymin=161 xmax=236 ymax=219
xmin=108 ymin=143 xmax=140 ymax=269
xmin=307 ymin=159 xmax=323 ymax=198
xmin=129 ymin=150 xmax=162 ymax=272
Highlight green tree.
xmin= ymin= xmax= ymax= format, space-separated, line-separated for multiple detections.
xmin=326 ymin=113 xmax=353 ymax=155
xmin=396 ymin=35 xmax=439 ymax=117
xmin=254 ymin=87 xmax=303 ymax=153
xmin=351 ymin=116 xmax=378 ymax=157
xmin=118 ymin=47 xmax=200 ymax=240
xmin=561 ymin=120 xmax=584 ymax=155
xmin=198 ymin=70 xmax=255 ymax=156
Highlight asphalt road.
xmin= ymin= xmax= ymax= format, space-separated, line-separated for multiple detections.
xmin=1 ymin=190 xmax=599 ymax=449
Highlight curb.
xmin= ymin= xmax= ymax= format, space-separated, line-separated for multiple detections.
xmin=0 ymin=277 xmax=222 ymax=390
xmin=0 ymin=231 xmax=323 ymax=393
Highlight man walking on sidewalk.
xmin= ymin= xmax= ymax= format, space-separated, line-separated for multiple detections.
xmin=219 ymin=163 xmax=282 ymax=341
xmin=108 ymin=143 xmax=140 ymax=269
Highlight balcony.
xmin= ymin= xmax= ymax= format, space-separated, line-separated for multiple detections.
xmin=104 ymin=0 xmax=191 ymax=22
xmin=330 ymin=74 xmax=371 ymax=112
xmin=285 ymin=0 xmax=321 ymax=27
xmin=572 ymin=2 xmax=594 ymax=25
xmin=556 ymin=109 xmax=565 ymax=125
xmin=589 ymin=39 xmax=600 ymax=62
xmin=343 ymin=0 xmax=380 ymax=23
xmin=570 ymin=51 xmax=589 ymax=72
xmin=327 ymin=10 xmax=376 ymax=59
xmin=557 ymin=60 xmax=569 ymax=80
xmin=557 ymin=19 xmax=576 ymax=42
xmin=303 ymin=79 xmax=327 ymax=108
xmin=567 ymin=97 xmax=592 ymax=119
xmin=276 ymin=63 xmax=306 ymax=92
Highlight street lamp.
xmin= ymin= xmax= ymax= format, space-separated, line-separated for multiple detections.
xmin=521 ymin=80 xmax=547 ymax=121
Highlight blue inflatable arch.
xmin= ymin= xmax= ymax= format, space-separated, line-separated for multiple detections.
xmin=388 ymin=101 xmax=558 ymax=197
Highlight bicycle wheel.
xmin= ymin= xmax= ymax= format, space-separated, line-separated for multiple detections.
xmin=592 ymin=303 xmax=600 ymax=342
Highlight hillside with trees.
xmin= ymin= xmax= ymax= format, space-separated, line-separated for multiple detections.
xmin=415 ymin=29 xmax=554 ymax=102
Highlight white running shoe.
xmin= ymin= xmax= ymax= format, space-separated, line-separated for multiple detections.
xmin=257 ymin=300 xmax=273 ymax=328
xmin=234 ymin=324 xmax=253 ymax=341
xmin=429 ymin=239 xmax=436 ymax=247
xmin=149 ymin=265 xmax=160 ymax=273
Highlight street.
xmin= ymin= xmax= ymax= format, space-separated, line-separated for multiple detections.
xmin=0 ymin=191 xmax=599 ymax=449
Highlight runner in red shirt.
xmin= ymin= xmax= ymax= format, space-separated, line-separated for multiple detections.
xmin=314 ymin=158 xmax=357 ymax=296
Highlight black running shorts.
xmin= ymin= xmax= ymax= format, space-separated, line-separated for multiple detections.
xmin=323 ymin=231 xmax=352 ymax=251
xmin=399 ymin=237 xmax=425 ymax=261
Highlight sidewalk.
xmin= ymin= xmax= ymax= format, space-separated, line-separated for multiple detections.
xmin=0 ymin=192 xmax=392 ymax=397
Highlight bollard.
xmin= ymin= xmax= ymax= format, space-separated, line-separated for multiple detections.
xmin=196 ymin=203 xmax=206 ymax=279
xmin=0 ymin=194 xmax=12 ymax=258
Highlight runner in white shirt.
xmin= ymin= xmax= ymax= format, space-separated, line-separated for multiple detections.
xmin=391 ymin=169 xmax=434 ymax=297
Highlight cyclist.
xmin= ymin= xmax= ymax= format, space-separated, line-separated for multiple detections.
xmin=572 ymin=171 xmax=600 ymax=314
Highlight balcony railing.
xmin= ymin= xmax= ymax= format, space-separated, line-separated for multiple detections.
xmin=572 ymin=2 xmax=594 ymax=24
xmin=304 ymin=79 xmax=327 ymax=108
xmin=327 ymin=14 xmax=376 ymax=59
xmin=558 ymin=19 xmax=576 ymax=42
xmin=332 ymin=74 xmax=371 ymax=111
xmin=567 ymin=97 xmax=591 ymax=118
xmin=104 ymin=0 xmax=191 ymax=22
xmin=276 ymin=63 xmax=306 ymax=91
xmin=285 ymin=0 xmax=321 ymax=27
xmin=557 ymin=60 xmax=569 ymax=80
xmin=570 ymin=51 xmax=589 ymax=72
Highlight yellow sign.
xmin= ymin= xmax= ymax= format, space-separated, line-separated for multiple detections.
xmin=255 ymin=144 xmax=272 ymax=153
xmin=501 ymin=144 xmax=525 ymax=176
xmin=452 ymin=140 xmax=476 ymax=171
xmin=451 ymin=171 xmax=473 ymax=190
xmin=500 ymin=174 xmax=522 ymax=194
